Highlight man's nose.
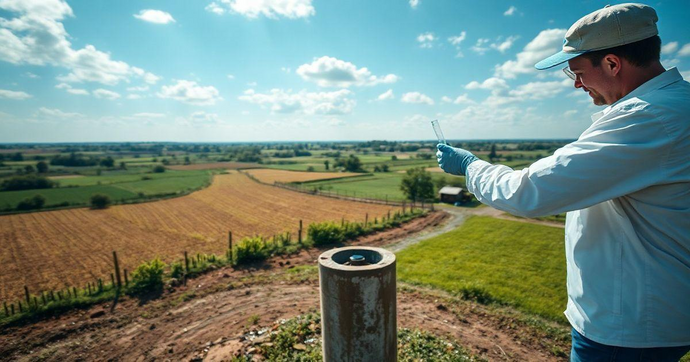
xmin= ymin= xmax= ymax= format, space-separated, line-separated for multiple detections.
xmin=574 ymin=78 xmax=583 ymax=89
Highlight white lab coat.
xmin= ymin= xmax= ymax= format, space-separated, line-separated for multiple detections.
xmin=466 ymin=68 xmax=690 ymax=347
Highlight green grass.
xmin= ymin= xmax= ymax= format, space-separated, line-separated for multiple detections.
xmin=397 ymin=216 xmax=567 ymax=322
xmin=0 ymin=170 xmax=213 ymax=211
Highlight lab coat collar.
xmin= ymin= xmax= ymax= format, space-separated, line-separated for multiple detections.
xmin=590 ymin=67 xmax=683 ymax=123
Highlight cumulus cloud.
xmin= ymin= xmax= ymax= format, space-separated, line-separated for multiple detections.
xmin=377 ymin=89 xmax=394 ymax=101
xmin=679 ymin=43 xmax=690 ymax=57
xmin=448 ymin=32 xmax=467 ymax=57
xmin=465 ymin=77 xmax=509 ymax=93
xmin=401 ymin=92 xmax=434 ymax=105
xmin=55 ymin=82 xmax=88 ymax=95
xmin=504 ymin=6 xmax=517 ymax=16
xmin=483 ymin=79 xmax=570 ymax=106
xmin=204 ymin=0 xmax=315 ymax=19
xmin=491 ymin=36 xmax=519 ymax=53
xmin=239 ymin=88 xmax=355 ymax=115
xmin=0 ymin=0 xmax=159 ymax=86
xmin=296 ymin=56 xmax=398 ymax=88
xmin=417 ymin=32 xmax=435 ymax=48
xmin=134 ymin=9 xmax=175 ymax=24
xmin=472 ymin=36 xmax=519 ymax=55
xmin=409 ymin=0 xmax=420 ymax=9
xmin=36 ymin=107 xmax=83 ymax=118
xmin=158 ymin=80 xmax=222 ymax=105
xmin=0 ymin=89 xmax=32 ymax=100
xmin=126 ymin=85 xmax=149 ymax=92
xmin=494 ymin=28 xmax=566 ymax=79
xmin=132 ymin=112 xmax=166 ymax=118
xmin=442 ymin=93 xmax=474 ymax=105
xmin=93 ymin=88 xmax=121 ymax=100
xmin=661 ymin=41 xmax=678 ymax=55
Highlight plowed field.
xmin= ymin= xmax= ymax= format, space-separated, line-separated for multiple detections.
xmin=244 ymin=169 xmax=360 ymax=184
xmin=0 ymin=171 xmax=397 ymax=300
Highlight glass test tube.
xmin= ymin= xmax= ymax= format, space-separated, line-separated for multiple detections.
xmin=431 ymin=119 xmax=447 ymax=144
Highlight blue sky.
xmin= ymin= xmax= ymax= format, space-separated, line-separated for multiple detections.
xmin=1 ymin=0 xmax=689 ymax=143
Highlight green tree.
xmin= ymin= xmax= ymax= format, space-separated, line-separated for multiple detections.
xmin=400 ymin=167 xmax=434 ymax=201
xmin=24 ymin=165 xmax=35 ymax=173
xmin=489 ymin=144 xmax=497 ymax=161
xmin=153 ymin=165 xmax=166 ymax=173
xmin=100 ymin=156 xmax=115 ymax=168
xmin=324 ymin=160 xmax=329 ymax=170
xmin=335 ymin=155 xmax=364 ymax=172
xmin=36 ymin=161 xmax=49 ymax=173
xmin=90 ymin=194 xmax=111 ymax=209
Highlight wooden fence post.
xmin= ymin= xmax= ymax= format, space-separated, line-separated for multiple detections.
xmin=110 ymin=273 xmax=115 ymax=287
xmin=11 ymin=303 xmax=15 ymax=315
xmin=50 ymin=290 xmax=55 ymax=301
xmin=113 ymin=251 xmax=122 ymax=289
xmin=184 ymin=251 xmax=189 ymax=273
xmin=298 ymin=220 xmax=303 ymax=244
xmin=41 ymin=292 xmax=46 ymax=305
xmin=24 ymin=286 xmax=30 ymax=306
xmin=3 ymin=301 xmax=8 ymax=316
xmin=365 ymin=213 xmax=368 ymax=225
xmin=124 ymin=269 xmax=129 ymax=286
xmin=88 ymin=283 xmax=92 ymax=295
xmin=33 ymin=297 xmax=38 ymax=309
xmin=18 ymin=302 xmax=22 ymax=313
xmin=73 ymin=287 xmax=78 ymax=297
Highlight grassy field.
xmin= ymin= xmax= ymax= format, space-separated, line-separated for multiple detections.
xmin=0 ymin=170 xmax=213 ymax=211
xmin=397 ymin=216 xmax=567 ymax=322
xmin=303 ymin=173 xmax=466 ymax=202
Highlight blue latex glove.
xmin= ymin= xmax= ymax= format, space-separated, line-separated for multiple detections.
xmin=436 ymin=143 xmax=479 ymax=176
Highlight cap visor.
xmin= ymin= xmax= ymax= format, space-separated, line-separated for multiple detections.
xmin=534 ymin=50 xmax=587 ymax=70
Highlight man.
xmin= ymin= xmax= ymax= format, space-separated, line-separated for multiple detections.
xmin=436 ymin=3 xmax=690 ymax=361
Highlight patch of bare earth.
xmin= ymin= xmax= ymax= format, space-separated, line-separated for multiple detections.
xmin=0 ymin=211 xmax=569 ymax=361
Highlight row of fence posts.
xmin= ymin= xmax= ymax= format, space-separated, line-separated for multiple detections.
xmin=3 ymin=251 xmax=129 ymax=318
xmin=4 ymin=207 xmax=413 ymax=318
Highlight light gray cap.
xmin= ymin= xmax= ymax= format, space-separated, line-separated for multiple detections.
xmin=535 ymin=3 xmax=658 ymax=70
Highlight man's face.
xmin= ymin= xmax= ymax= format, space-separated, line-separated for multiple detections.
xmin=567 ymin=56 xmax=612 ymax=106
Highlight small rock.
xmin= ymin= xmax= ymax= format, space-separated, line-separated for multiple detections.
xmin=149 ymin=324 xmax=156 ymax=330
xmin=285 ymin=261 xmax=291 ymax=265
xmin=168 ymin=348 xmax=174 ymax=354
xmin=213 ymin=337 xmax=225 ymax=345
xmin=245 ymin=290 xmax=251 ymax=296
xmin=90 ymin=311 xmax=106 ymax=319
xmin=222 ymin=273 xmax=230 ymax=278
xmin=436 ymin=304 xmax=447 ymax=311
xmin=278 ymin=262 xmax=284 ymax=267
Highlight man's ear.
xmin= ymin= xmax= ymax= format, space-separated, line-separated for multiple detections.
xmin=603 ymin=54 xmax=622 ymax=77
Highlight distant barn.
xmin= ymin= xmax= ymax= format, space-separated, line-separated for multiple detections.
xmin=438 ymin=186 xmax=471 ymax=204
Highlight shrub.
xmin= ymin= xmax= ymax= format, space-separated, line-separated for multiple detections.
xmin=1 ymin=174 xmax=57 ymax=191
xmin=233 ymin=236 xmax=271 ymax=265
xmin=153 ymin=165 xmax=166 ymax=173
xmin=170 ymin=261 xmax=184 ymax=279
xmin=128 ymin=258 xmax=166 ymax=294
xmin=308 ymin=222 xmax=345 ymax=246
xmin=16 ymin=194 xmax=46 ymax=210
xmin=90 ymin=194 xmax=111 ymax=209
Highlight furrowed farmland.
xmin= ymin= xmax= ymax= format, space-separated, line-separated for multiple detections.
xmin=0 ymin=171 xmax=396 ymax=300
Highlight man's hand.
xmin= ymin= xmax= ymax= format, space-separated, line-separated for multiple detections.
xmin=436 ymin=143 xmax=479 ymax=176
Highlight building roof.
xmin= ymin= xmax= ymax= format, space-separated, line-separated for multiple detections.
xmin=438 ymin=186 xmax=464 ymax=195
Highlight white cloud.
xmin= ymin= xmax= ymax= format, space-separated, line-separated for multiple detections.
xmin=0 ymin=89 xmax=32 ymax=100
xmin=205 ymin=0 xmax=315 ymax=19
xmin=134 ymin=9 xmax=175 ymax=24
xmin=681 ymin=70 xmax=690 ymax=80
xmin=227 ymin=74 xmax=235 ymax=80
xmin=158 ymin=80 xmax=222 ymax=105
xmin=296 ymin=56 xmax=399 ymax=88
xmin=55 ymin=82 xmax=88 ymax=95
xmin=205 ymin=2 xmax=226 ymax=15
xmin=126 ymin=85 xmax=149 ymax=92
xmin=661 ymin=41 xmax=678 ymax=55
xmin=24 ymin=72 xmax=39 ymax=79
xmin=417 ymin=32 xmax=435 ymax=48
xmin=471 ymin=38 xmax=490 ymax=55
xmin=93 ymin=88 xmax=121 ymax=100
xmin=504 ymin=6 xmax=517 ymax=16
xmin=401 ymin=92 xmax=434 ymax=105
xmin=491 ymin=36 xmax=519 ymax=53
xmin=448 ymin=32 xmax=467 ymax=46
xmin=132 ymin=112 xmax=166 ymax=118
xmin=564 ymin=110 xmax=578 ymax=117
xmin=409 ymin=0 xmax=420 ymax=9
xmin=377 ymin=89 xmax=394 ymax=101
xmin=0 ymin=0 xmax=159 ymax=86
xmin=465 ymin=77 xmax=509 ymax=93
xmin=494 ymin=28 xmax=566 ymax=79
xmin=126 ymin=94 xmax=143 ymax=100
xmin=483 ymin=79 xmax=570 ymax=106
xmin=36 ymin=107 xmax=83 ymax=118
xmin=239 ymin=88 xmax=355 ymax=115
xmin=678 ymin=43 xmax=690 ymax=57
xmin=443 ymin=93 xmax=474 ymax=105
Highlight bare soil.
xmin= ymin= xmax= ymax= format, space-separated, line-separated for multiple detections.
xmin=0 ymin=211 xmax=569 ymax=361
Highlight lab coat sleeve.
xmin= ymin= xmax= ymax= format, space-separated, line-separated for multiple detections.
xmin=465 ymin=106 xmax=673 ymax=218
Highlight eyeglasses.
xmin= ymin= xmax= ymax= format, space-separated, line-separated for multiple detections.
xmin=563 ymin=66 xmax=577 ymax=81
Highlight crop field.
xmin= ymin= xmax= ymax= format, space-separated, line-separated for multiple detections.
xmin=166 ymin=162 xmax=262 ymax=171
xmin=397 ymin=216 xmax=567 ymax=322
xmin=0 ymin=171 xmax=397 ymax=300
xmin=0 ymin=170 xmax=213 ymax=211
xmin=244 ymin=169 xmax=361 ymax=184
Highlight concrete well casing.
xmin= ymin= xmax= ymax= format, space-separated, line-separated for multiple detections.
xmin=318 ymin=246 xmax=397 ymax=362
